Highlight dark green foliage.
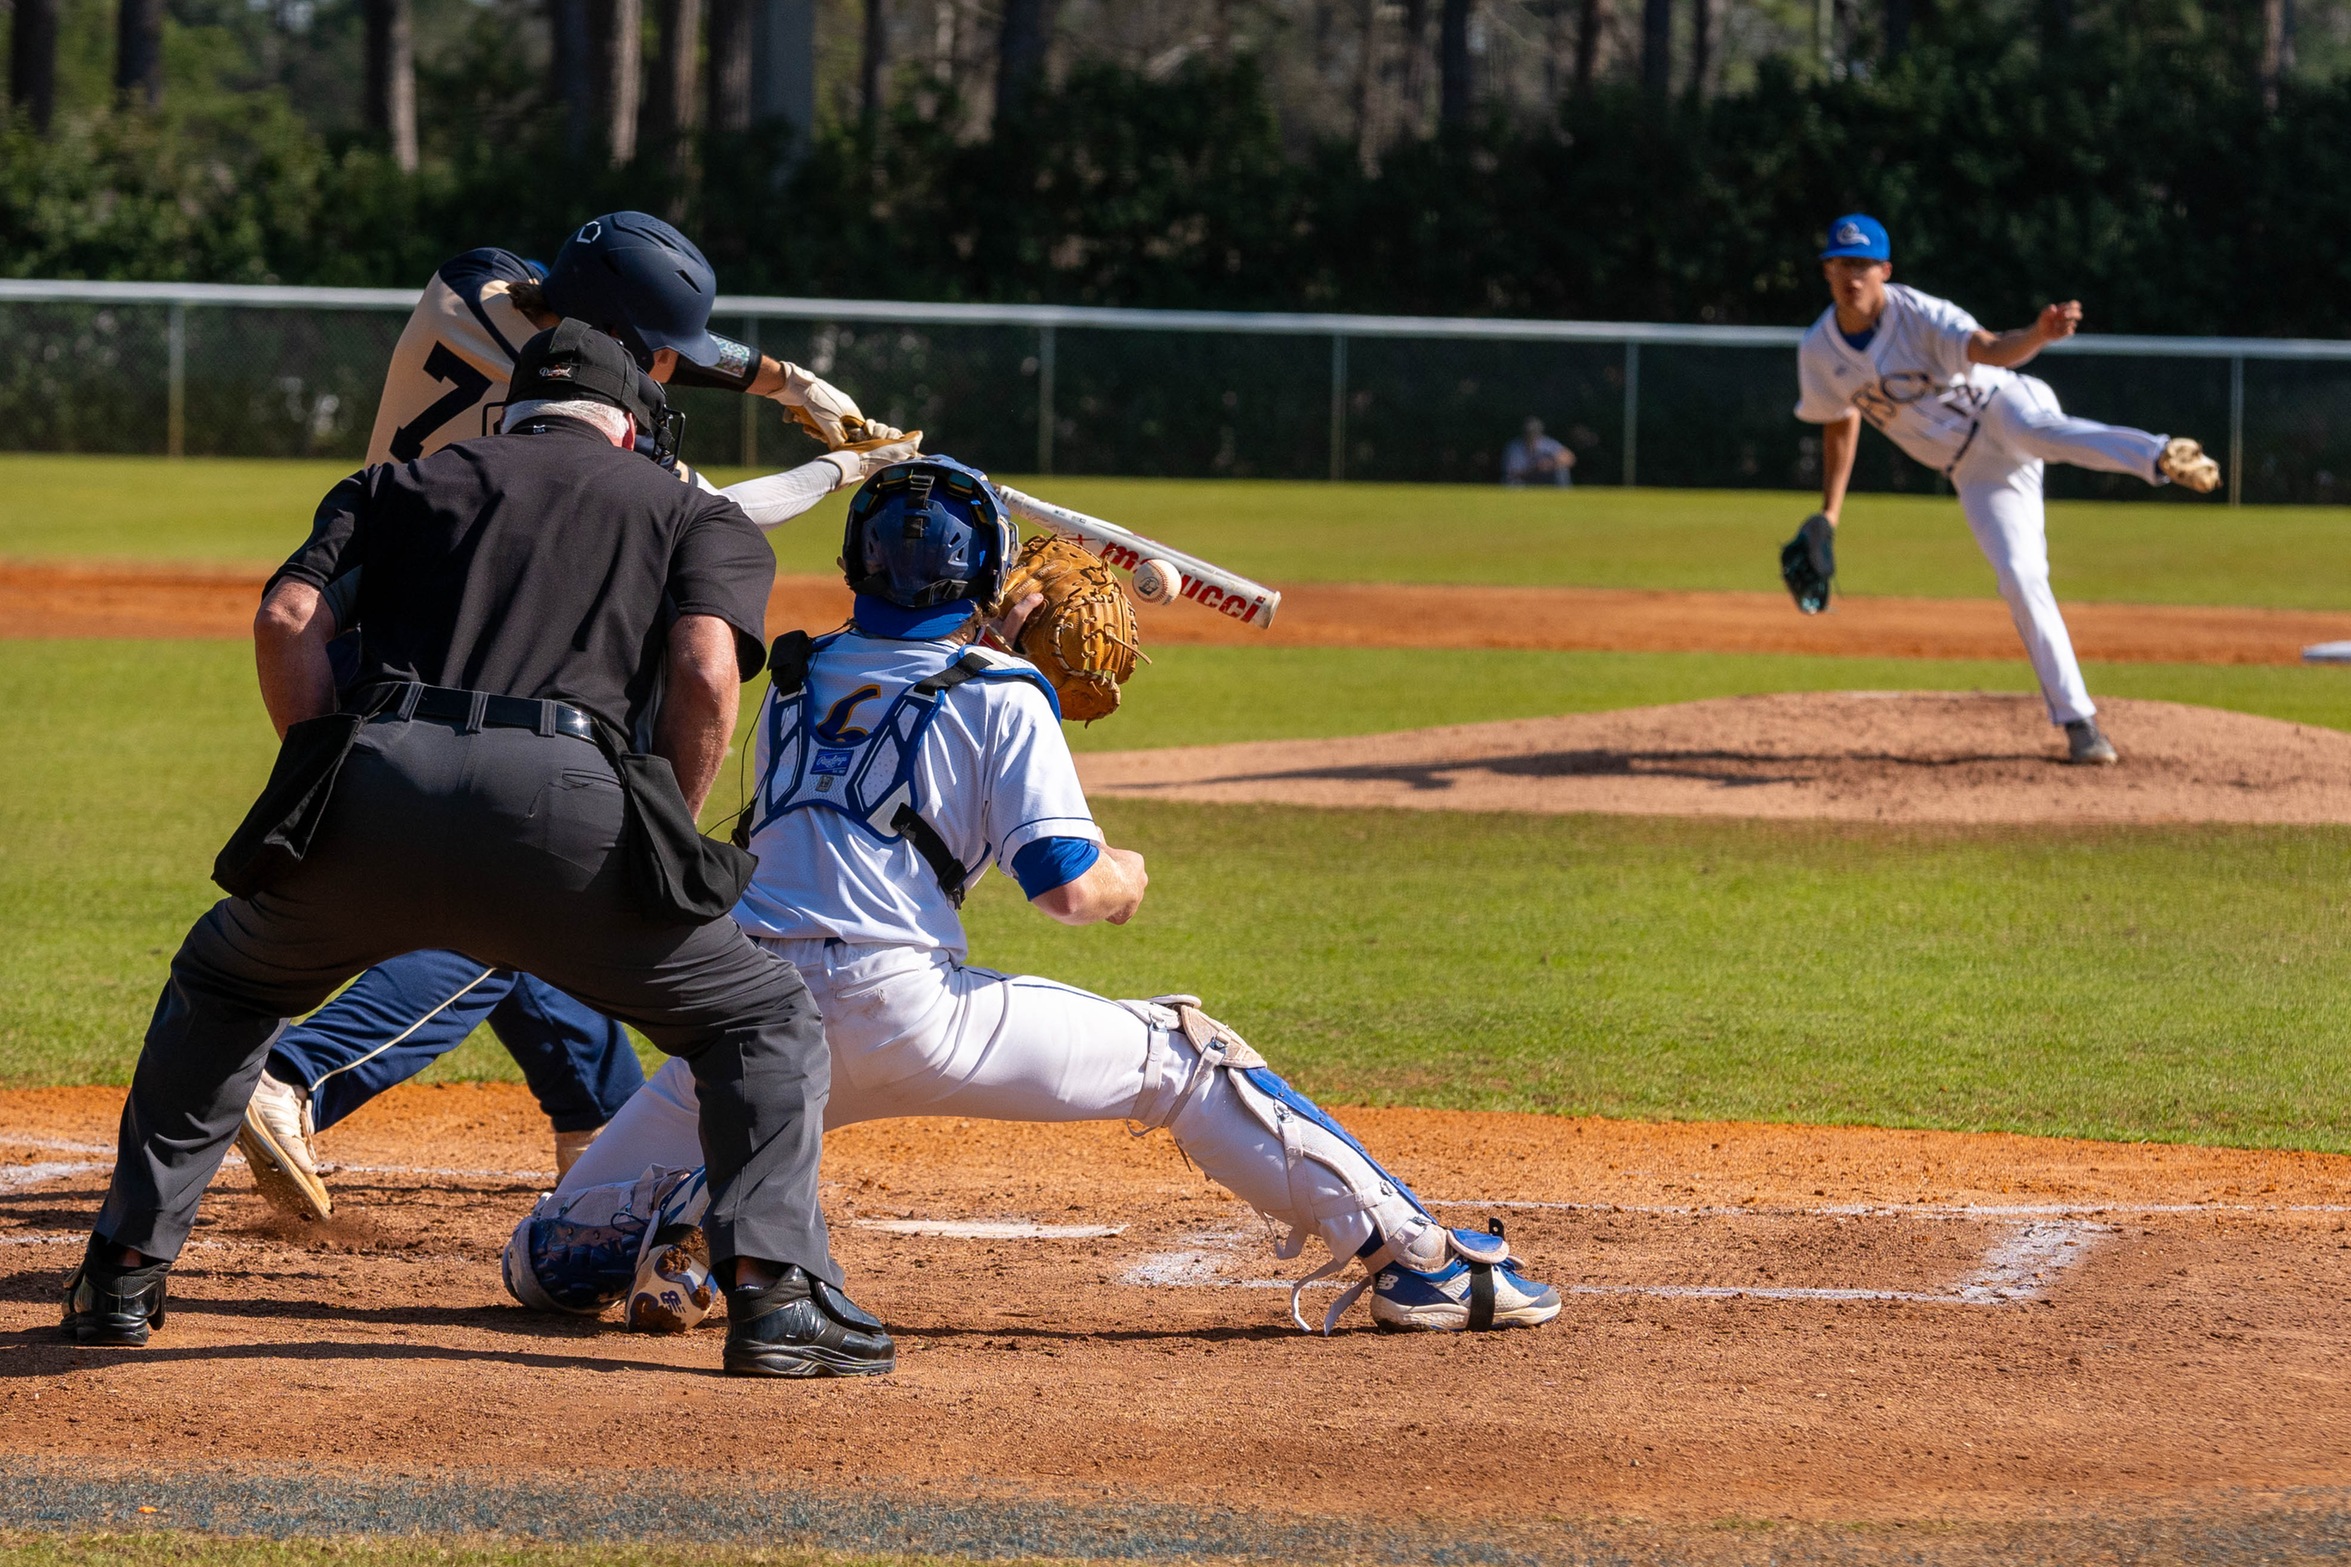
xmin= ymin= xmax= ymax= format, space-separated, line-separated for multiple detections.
xmin=1 ymin=19 xmax=2341 ymax=331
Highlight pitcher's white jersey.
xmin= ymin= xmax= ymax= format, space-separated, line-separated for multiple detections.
xmin=730 ymin=632 xmax=1102 ymax=955
xmin=1795 ymin=283 xmax=2007 ymax=472
xmin=366 ymin=249 xmax=544 ymax=464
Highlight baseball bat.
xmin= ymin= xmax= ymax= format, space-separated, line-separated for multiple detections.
xmin=993 ymin=483 xmax=1282 ymax=631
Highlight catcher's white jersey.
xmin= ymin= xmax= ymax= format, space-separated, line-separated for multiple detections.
xmin=1795 ymin=283 xmax=2002 ymax=472
xmin=366 ymin=248 xmax=544 ymax=464
xmin=730 ymin=632 xmax=1102 ymax=955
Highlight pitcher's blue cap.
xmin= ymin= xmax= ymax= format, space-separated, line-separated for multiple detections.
xmin=1820 ymin=214 xmax=1891 ymax=260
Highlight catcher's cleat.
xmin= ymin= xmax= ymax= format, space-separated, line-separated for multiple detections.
xmin=237 ymin=1070 xmax=331 ymax=1222
xmin=1367 ymin=1223 xmax=1560 ymax=1333
xmin=552 ymin=1125 xmax=601 ymax=1180
xmin=626 ymin=1222 xmax=720 ymax=1333
xmin=722 ymin=1267 xmax=896 ymax=1378
xmin=2065 ymin=717 xmax=2120 ymax=766
xmin=61 ymin=1245 xmax=169 ymax=1346
xmin=2158 ymin=437 xmax=2222 ymax=494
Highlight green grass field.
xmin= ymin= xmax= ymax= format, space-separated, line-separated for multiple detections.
xmin=9 ymin=453 xmax=2351 ymax=607
xmin=11 ymin=635 xmax=2351 ymax=1152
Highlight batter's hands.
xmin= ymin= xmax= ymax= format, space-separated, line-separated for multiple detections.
xmin=2035 ymin=300 xmax=2083 ymax=343
xmin=772 ymin=362 xmax=908 ymax=450
xmin=820 ymin=435 xmax=926 ymax=489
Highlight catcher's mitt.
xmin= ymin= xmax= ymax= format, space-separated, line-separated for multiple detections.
xmin=1779 ymin=512 xmax=1837 ymax=615
xmin=995 ymin=534 xmax=1141 ymax=722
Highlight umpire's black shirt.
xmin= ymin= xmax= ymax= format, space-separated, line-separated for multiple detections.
xmin=273 ymin=415 xmax=772 ymax=733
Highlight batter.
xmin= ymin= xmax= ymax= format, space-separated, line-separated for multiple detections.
xmin=504 ymin=458 xmax=1562 ymax=1336
xmin=237 ymin=211 xmax=917 ymax=1222
xmin=1796 ymin=212 xmax=2222 ymax=766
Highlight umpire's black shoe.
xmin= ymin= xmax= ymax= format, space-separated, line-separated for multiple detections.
xmin=61 ymin=1243 xmax=170 ymax=1347
xmin=722 ymin=1267 xmax=895 ymax=1378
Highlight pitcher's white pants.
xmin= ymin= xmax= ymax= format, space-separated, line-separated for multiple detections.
xmin=557 ymin=937 xmax=1437 ymax=1275
xmin=1949 ymin=374 xmax=2167 ymax=728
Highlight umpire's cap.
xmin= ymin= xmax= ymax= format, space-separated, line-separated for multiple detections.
xmin=509 ymin=320 xmax=669 ymax=432
xmin=540 ymin=212 xmax=726 ymax=372
xmin=842 ymin=457 xmax=1014 ymax=610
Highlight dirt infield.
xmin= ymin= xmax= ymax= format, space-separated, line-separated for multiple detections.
xmin=10 ymin=558 xmax=2351 ymax=665
xmin=7 ymin=1082 xmax=2351 ymax=1560
xmin=1079 ymin=691 xmax=2351 ymax=825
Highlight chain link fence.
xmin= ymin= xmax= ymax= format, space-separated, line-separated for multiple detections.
xmin=5 ymin=281 xmax=2348 ymax=503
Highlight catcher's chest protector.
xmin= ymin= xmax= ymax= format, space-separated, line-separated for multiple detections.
xmin=749 ymin=633 xmax=1059 ymax=904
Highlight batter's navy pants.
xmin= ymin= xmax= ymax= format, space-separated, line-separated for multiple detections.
xmin=266 ymin=954 xmax=645 ymax=1134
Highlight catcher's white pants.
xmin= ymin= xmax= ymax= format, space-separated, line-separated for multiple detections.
xmin=556 ymin=937 xmax=1436 ymax=1276
xmin=1948 ymin=374 xmax=2167 ymax=728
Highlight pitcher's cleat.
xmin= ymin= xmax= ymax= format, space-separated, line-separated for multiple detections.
xmin=1368 ymin=1223 xmax=1561 ymax=1332
xmin=2065 ymin=717 xmax=2119 ymax=766
xmin=2158 ymin=437 xmax=2221 ymax=494
xmin=723 ymin=1268 xmax=896 ymax=1377
xmin=626 ymin=1222 xmax=719 ymax=1333
xmin=61 ymin=1246 xmax=169 ymax=1346
xmin=237 ymin=1070 xmax=331 ymax=1221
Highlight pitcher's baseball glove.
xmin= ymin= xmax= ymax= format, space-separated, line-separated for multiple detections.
xmin=995 ymin=534 xmax=1141 ymax=722
xmin=1780 ymin=512 xmax=1837 ymax=615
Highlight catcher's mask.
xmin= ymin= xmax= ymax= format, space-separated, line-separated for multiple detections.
xmin=841 ymin=456 xmax=1012 ymax=610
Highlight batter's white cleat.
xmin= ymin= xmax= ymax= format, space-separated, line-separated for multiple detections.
xmin=236 ymin=1071 xmax=331 ymax=1222
xmin=2065 ymin=717 xmax=2119 ymax=766
xmin=2158 ymin=437 xmax=2221 ymax=493
xmin=552 ymin=1124 xmax=601 ymax=1179
xmin=1366 ymin=1223 xmax=1561 ymax=1332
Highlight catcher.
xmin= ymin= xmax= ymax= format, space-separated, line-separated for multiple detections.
xmin=502 ymin=456 xmax=1561 ymax=1349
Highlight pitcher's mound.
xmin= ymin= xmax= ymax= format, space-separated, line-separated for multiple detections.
xmin=1080 ymin=692 xmax=2351 ymax=824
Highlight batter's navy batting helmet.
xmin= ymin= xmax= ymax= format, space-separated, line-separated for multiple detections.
xmin=540 ymin=212 xmax=726 ymax=372
xmin=841 ymin=457 xmax=1013 ymax=611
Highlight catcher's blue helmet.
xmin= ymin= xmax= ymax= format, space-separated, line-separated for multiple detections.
xmin=540 ymin=212 xmax=725 ymax=371
xmin=842 ymin=457 xmax=1013 ymax=610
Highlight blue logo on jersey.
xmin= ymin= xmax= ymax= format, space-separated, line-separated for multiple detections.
xmin=813 ymin=684 xmax=883 ymax=746
xmin=812 ymin=749 xmax=853 ymax=777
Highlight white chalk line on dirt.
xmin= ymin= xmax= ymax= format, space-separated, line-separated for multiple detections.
xmin=1432 ymin=1197 xmax=2351 ymax=1218
xmin=856 ymin=1219 xmax=1128 ymax=1239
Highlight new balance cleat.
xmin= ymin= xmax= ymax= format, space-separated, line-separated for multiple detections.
xmin=1368 ymin=1223 xmax=1560 ymax=1332
xmin=2065 ymin=717 xmax=2119 ymax=766
xmin=625 ymin=1222 xmax=719 ymax=1333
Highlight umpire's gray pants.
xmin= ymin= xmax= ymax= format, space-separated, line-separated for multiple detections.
xmin=94 ymin=714 xmax=836 ymax=1283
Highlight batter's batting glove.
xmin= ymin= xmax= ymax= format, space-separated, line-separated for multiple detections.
xmin=771 ymin=363 xmax=907 ymax=450
xmin=1780 ymin=511 xmax=1836 ymax=615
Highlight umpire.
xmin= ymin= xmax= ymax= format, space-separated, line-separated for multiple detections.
xmin=64 ymin=321 xmax=895 ymax=1379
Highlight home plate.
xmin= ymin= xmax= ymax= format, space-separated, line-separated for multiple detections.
xmin=2304 ymin=640 xmax=2351 ymax=663
xmin=854 ymin=1218 xmax=1128 ymax=1239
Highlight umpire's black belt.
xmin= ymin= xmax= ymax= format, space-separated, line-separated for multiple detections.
xmin=364 ymin=682 xmax=598 ymax=743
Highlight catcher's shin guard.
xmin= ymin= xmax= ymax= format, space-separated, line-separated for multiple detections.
xmin=1124 ymin=996 xmax=1446 ymax=1333
xmin=502 ymin=1166 xmax=708 ymax=1316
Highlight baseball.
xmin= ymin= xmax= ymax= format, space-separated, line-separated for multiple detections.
xmin=1131 ymin=557 xmax=1180 ymax=605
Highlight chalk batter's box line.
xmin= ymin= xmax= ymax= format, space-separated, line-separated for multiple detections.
xmin=1430 ymin=1197 xmax=2351 ymax=1218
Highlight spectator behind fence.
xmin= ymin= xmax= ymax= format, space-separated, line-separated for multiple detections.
xmin=1503 ymin=418 xmax=1575 ymax=487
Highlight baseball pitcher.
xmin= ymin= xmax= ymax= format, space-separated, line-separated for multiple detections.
xmin=1787 ymin=212 xmax=2221 ymax=766
xmin=236 ymin=212 xmax=919 ymax=1224
xmin=503 ymin=458 xmax=1562 ymax=1342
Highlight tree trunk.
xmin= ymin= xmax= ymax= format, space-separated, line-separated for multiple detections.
xmin=1883 ymin=0 xmax=1908 ymax=57
xmin=606 ymin=0 xmax=644 ymax=164
xmin=553 ymin=0 xmax=597 ymax=157
xmin=860 ymin=0 xmax=887 ymax=128
xmin=1437 ymin=0 xmax=1471 ymax=125
xmin=1572 ymin=0 xmax=1603 ymax=93
xmin=650 ymin=0 xmax=704 ymax=135
xmin=994 ymin=0 xmax=1057 ymax=125
xmin=1686 ymin=0 xmax=1708 ymax=92
xmin=10 ymin=0 xmax=59 ymax=132
xmin=364 ymin=0 xmax=419 ymax=171
xmin=114 ymin=0 xmax=164 ymax=104
xmin=2260 ymin=0 xmax=2292 ymax=109
xmin=1399 ymin=0 xmax=1429 ymax=133
xmin=1352 ymin=0 xmax=1380 ymax=164
xmin=706 ymin=0 xmax=752 ymax=130
xmin=1640 ymin=0 xmax=1669 ymax=94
